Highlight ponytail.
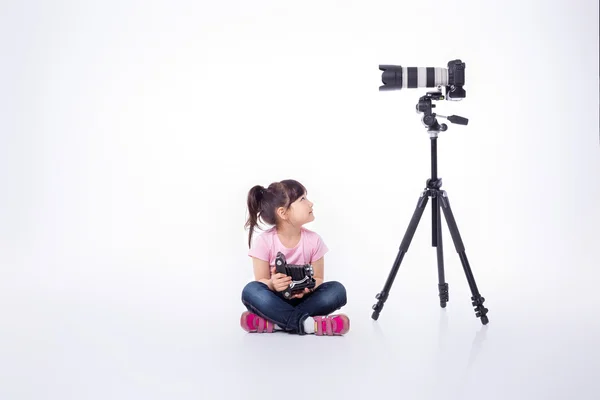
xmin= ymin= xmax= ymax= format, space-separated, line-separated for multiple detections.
xmin=245 ymin=185 xmax=265 ymax=248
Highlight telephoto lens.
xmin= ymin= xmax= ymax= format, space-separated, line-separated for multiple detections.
xmin=379 ymin=66 xmax=448 ymax=91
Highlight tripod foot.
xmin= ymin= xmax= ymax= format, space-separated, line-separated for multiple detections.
xmin=472 ymin=295 xmax=489 ymax=325
xmin=371 ymin=291 xmax=386 ymax=320
xmin=438 ymin=283 xmax=449 ymax=308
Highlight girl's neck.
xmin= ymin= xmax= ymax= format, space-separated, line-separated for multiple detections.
xmin=276 ymin=224 xmax=302 ymax=240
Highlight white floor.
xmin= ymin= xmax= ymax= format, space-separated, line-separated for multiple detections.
xmin=2 ymin=250 xmax=599 ymax=400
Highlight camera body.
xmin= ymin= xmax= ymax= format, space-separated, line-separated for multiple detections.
xmin=446 ymin=59 xmax=466 ymax=100
xmin=274 ymin=251 xmax=316 ymax=299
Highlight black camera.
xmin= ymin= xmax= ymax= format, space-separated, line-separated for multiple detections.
xmin=379 ymin=59 xmax=466 ymax=100
xmin=274 ymin=252 xmax=316 ymax=299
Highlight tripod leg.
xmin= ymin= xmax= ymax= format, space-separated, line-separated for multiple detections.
xmin=439 ymin=191 xmax=489 ymax=325
xmin=434 ymin=195 xmax=449 ymax=308
xmin=372 ymin=191 xmax=429 ymax=320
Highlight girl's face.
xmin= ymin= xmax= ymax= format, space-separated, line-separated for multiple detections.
xmin=287 ymin=192 xmax=314 ymax=226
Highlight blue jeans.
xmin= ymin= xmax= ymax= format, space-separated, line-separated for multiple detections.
xmin=241 ymin=280 xmax=347 ymax=334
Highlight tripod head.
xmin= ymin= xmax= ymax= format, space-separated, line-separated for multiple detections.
xmin=417 ymin=90 xmax=468 ymax=137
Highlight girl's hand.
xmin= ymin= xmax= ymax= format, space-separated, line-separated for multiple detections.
xmin=291 ymin=288 xmax=311 ymax=299
xmin=270 ymin=266 xmax=292 ymax=292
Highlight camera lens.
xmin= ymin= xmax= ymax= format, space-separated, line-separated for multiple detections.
xmin=379 ymin=65 xmax=403 ymax=90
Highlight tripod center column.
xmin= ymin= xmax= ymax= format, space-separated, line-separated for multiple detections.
xmin=431 ymin=137 xmax=438 ymax=181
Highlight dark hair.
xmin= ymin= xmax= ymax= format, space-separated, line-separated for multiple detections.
xmin=244 ymin=179 xmax=307 ymax=248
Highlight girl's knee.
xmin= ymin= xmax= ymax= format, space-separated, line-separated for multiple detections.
xmin=241 ymin=280 xmax=268 ymax=302
xmin=328 ymin=281 xmax=346 ymax=296
xmin=321 ymin=281 xmax=347 ymax=307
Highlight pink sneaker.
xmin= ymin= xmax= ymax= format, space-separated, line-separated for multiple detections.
xmin=240 ymin=311 xmax=275 ymax=333
xmin=313 ymin=314 xmax=350 ymax=336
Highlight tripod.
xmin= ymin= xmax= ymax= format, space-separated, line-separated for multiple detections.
xmin=371 ymin=91 xmax=489 ymax=325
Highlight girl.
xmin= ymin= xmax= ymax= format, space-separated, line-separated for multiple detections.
xmin=241 ymin=179 xmax=350 ymax=336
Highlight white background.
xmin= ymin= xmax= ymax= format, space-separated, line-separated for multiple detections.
xmin=1 ymin=0 xmax=599 ymax=399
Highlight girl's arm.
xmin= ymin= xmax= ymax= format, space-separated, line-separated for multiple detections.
xmin=252 ymin=257 xmax=274 ymax=290
xmin=312 ymin=257 xmax=325 ymax=289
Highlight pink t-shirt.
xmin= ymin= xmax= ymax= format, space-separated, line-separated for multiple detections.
xmin=248 ymin=227 xmax=328 ymax=266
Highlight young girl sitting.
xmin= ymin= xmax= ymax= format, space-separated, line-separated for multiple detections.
xmin=240 ymin=179 xmax=350 ymax=336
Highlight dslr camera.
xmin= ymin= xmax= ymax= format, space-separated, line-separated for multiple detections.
xmin=379 ymin=59 xmax=466 ymax=100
